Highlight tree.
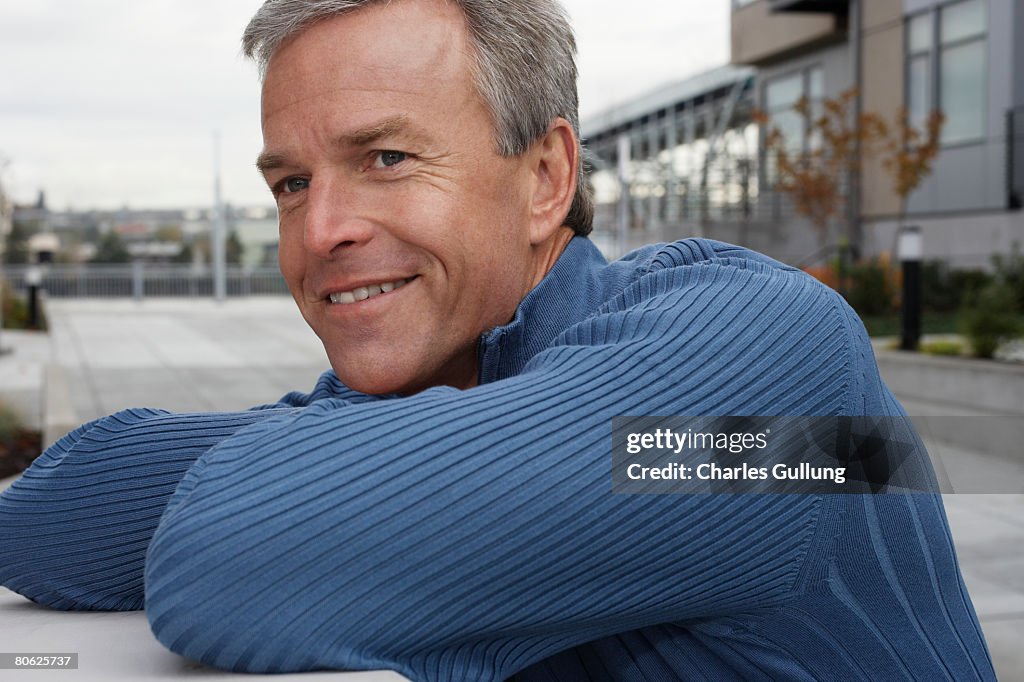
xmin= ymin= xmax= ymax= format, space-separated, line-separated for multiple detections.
xmin=91 ymin=231 xmax=131 ymax=264
xmin=755 ymin=88 xmax=943 ymax=295
xmin=877 ymin=108 xmax=945 ymax=228
xmin=755 ymin=90 xmax=864 ymax=242
xmin=226 ymin=230 xmax=244 ymax=265
xmin=3 ymin=220 xmax=33 ymax=265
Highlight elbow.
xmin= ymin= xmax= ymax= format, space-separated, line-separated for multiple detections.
xmin=144 ymin=473 xmax=419 ymax=676
xmin=144 ymin=482 xmax=368 ymax=673
xmin=0 ymin=412 xmax=153 ymax=610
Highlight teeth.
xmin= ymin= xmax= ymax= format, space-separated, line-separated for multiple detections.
xmin=329 ymin=277 xmax=412 ymax=305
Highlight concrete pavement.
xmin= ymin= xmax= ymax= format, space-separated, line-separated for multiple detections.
xmin=45 ymin=298 xmax=330 ymax=422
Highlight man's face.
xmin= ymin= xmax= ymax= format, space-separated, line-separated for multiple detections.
xmin=259 ymin=0 xmax=539 ymax=395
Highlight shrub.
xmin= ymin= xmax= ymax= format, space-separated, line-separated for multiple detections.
xmin=0 ymin=401 xmax=20 ymax=443
xmin=921 ymin=261 xmax=992 ymax=313
xmin=958 ymin=282 xmax=1022 ymax=358
xmin=846 ymin=258 xmax=898 ymax=317
xmin=991 ymin=242 xmax=1024 ymax=312
xmin=0 ymin=401 xmax=41 ymax=479
xmin=1 ymin=283 xmax=47 ymax=331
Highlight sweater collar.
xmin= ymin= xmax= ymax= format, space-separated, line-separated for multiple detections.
xmin=477 ymin=236 xmax=608 ymax=384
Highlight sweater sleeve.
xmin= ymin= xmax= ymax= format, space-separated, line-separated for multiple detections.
xmin=0 ymin=363 xmax=391 ymax=611
xmin=143 ymin=262 xmax=861 ymax=681
xmin=0 ymin=406 xmax=312 ymax=611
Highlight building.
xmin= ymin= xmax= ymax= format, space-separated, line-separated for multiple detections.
xmin=581 ymin=65 xmax=760 ymax=260
xmin=732 ymin=0 xmax=1024 ymax=268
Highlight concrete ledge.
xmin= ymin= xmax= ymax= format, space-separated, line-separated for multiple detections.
xmin=876 ymin=349 xmax=1024 ymax=460
xmin=43 ymin=363 xmax=80 ymax=449
xmin=876 ymin=349 xmax=1024 ymax=415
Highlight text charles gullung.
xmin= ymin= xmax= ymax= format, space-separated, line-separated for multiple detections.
xmin=623 ymin=427 xmax=847 ymax=485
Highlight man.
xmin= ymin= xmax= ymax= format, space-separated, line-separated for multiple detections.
xmin=0 ymin=0 xmax=995 ymax=680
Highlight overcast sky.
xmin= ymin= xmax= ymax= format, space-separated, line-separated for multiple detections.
xmin=0 ymin=0 xmax=730 ymax=211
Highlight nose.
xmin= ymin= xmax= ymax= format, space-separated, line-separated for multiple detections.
xmin=302 ymin=175 xmax=375 ymax=259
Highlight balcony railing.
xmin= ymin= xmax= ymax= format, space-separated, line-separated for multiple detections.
xmin=1 ymin=264 xmax=291 ymax=299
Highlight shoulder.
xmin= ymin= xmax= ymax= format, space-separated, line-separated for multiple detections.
xmin=591 ymin=239 xmax=877 ymax=416
xmin=606 ymin=238 xmax=843 ymax=322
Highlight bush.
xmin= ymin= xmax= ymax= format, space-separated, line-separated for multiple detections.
xmin=1 ymin=283 xmax=47 ymax=331
xmin=846 ymin=258 xmax=897 ymax=317
xmin=0 ymin=401 xmax=42 ymax=479
xmin=921 ymin=261 xmax=992 ymax=313
xmin=991 ymin=242 xmax=1024 ymax=312
xmin=958 ymin=282 xmax=1022 ymax=358
xmin=0 ymin=401 xmax=20 ymax=443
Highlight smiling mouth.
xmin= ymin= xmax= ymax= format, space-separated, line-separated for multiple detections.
xmin=327 ymin=276 xmax=418 ymax=305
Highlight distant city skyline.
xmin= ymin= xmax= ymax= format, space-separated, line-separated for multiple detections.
xmin=0 ymin=0 xmax=729 ymax=211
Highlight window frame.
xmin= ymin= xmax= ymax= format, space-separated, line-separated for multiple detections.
xmin=760 ymin=64 xmax=825 ymax=185
xmin=904 ymin=0 xmax=988 ymax=149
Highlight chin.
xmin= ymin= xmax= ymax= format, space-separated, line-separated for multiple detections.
xmin=330 ymin=360 xmax=423 ymax=397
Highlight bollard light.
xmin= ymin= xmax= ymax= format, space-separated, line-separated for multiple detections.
xmin=898 ymin=226 xmax=923 ymax=263
xmin=25 ymin=266 xmax=42 ymax=287
xmin=898 ymin=225 xmax=922 ymax=351
xmin=25 ymin=265 xmax=42 ymax=330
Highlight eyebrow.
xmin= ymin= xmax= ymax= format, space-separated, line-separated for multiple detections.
xmin=255 ymin=114 xmax=416 ymax=176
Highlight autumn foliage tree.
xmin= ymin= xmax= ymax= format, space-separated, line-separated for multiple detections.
xmin=755 ymin=88 xmax=944 ymax=294
xmin=754 ymin=89 xmax=865 ymax=241
xmin=757 ymin=88 xmax=944 ymax=238
xmin=877 ymin=107 xmax=945 ymax=225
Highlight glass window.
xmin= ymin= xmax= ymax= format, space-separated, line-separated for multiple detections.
xmin=762 ymin=68 xmax=822 ymax=181
xmin=808 ymin=67 xmax=824 ymax=100
xmin=908 ymin=12 xmax=933 ymax=53
xmin=765 ymin=73 xmax=803 ymax=112
xmin=941 ymin=0 xmax=986 ymax=44
xmin=941 ymin=39 xmax=986 ymax=143
xmin=908 ymin=55 xmax=931 ymax=130
xmin=807 ymin=67 xmax=824 ymax=150
xmin=905 ymin=0 xmax=987 ymax=148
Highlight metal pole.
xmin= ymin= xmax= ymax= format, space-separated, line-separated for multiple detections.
xmin=848 ymin=0 xmax=863 ymax=260
xmin=0 ymin=160 xmax=9 ymax=353
xmin=132 ymin=260 xmax=144 ymax=301
xmin=616 ymin=133 xmax=631 ymax=260
xmin=665 ymin=108 xmax=679 ymax=238
xmin=213 ymin=131 xmax=227 ymax=302
xmin=1007 ymin=108 xmax=1019 ymax=210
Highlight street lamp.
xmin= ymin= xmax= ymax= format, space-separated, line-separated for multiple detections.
xmin=898 ymin=225 xmax=923 ymax=351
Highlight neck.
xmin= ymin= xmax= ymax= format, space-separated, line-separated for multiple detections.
xmin=528 ymin=226 xmax=576 ymax=291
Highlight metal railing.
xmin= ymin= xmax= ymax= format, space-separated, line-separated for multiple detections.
xmin=2 ymin=264 xmax=291 ymax=299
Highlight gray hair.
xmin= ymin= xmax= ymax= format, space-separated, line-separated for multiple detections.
xmin=242 ymin=0 xmax=593 ymax=236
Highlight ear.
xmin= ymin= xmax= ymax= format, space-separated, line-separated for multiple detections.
xmin=528 ymin=117 xmax=578 ymax=246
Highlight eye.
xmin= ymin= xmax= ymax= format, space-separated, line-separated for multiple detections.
xmin=281 ymin=177 xmax=309 ymax=193
xmin=373 ymin=150 xmax=408 ymax=169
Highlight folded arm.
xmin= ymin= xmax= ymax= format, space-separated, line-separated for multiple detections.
xmin=144 ymin=265 xmax=860 ymax=680
xmin=0 ymin=369 xmax=374 ymax=611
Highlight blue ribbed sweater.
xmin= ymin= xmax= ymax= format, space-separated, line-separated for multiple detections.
xmin=0 ymin=238 xmax=995 ymax=680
